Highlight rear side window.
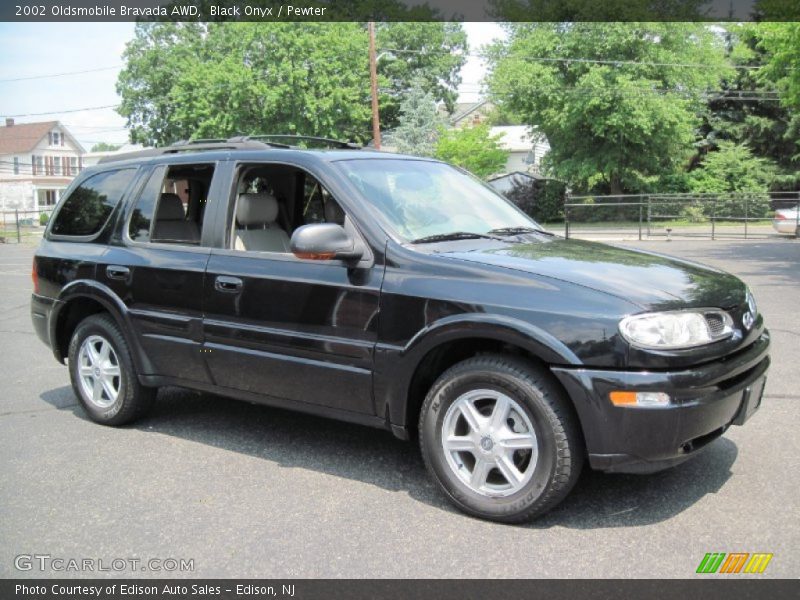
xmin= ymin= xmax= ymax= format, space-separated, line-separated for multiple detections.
xmin=51 ymin=169 xmax=137 ymax=237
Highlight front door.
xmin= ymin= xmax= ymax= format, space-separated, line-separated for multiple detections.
xmin=201 ymin=163 xmax=382 ymax=415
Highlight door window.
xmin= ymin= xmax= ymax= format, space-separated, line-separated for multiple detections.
xmin=230 ymin=164 xmax=347 ymax=253
xmin=128 ymin=163 xmax=215 ymax=245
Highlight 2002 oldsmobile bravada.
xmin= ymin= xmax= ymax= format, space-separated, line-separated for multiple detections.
xmin=31 ymin=136 xmax=769 ymax=522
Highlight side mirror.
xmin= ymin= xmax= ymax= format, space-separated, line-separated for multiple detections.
xmin=290 ymin=223 xmax=363 ymax=262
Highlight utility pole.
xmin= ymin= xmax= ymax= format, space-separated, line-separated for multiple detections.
xmin=368 ymin=21 xmax=381 ymax=150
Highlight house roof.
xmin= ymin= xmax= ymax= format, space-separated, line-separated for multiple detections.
xmin=0 ymin=120 xmax=85 ymax=155
xmin=490 ymin=125 xmax=549 ymax=152
xmin=450 ymin=100 xmax=491 ymax=124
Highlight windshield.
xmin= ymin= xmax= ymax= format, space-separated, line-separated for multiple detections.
xmin=336 ymin=159 xmax=541 ymax=242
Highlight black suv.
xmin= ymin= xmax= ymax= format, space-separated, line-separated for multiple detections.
xmin=31 ymin=137 xmax=770 ymax=522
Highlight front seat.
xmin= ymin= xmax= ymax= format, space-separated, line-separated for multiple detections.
xmin=152 ymin=193 xmax=200 ymax=243
xmin=234 ymin=193 xmax=291 ymax=253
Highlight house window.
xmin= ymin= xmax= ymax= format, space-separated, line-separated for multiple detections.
xmin=51 ymin=132 xmax=60 ymax=146
xmin=69 ymin=157 xmax=78 ymax=176
xmin=52 ymin=156 xmax=62 ymax=176
xmin=32 ymin=155 xmax=44 ymax=176
xmin=13 ymin=157 xmax=19 ymax=174
xmin=40 ymin=190 xmax=58 ymax=207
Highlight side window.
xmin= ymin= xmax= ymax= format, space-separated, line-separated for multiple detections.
xmin=127 ymin=163 xmax=214 ymax=245
xmin=51 ymin=168 xmax=137 ymax=237
xmin=230 ymin=165 xmax=348 ymax=254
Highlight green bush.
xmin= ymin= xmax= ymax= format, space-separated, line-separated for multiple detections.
xmin=39 ymin=212 xmax=50 ymax=226
xmin=504 ymin=178 xmax=567 ymax=223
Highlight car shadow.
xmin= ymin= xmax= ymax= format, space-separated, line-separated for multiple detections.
xmin=40 ymin=384 xmax=738 ymax=529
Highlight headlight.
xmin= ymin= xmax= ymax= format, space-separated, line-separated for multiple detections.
xmin=619 ymin=310 xmax=733 ymax=350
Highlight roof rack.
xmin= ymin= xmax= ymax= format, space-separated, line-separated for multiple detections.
xmin=235 ymin=134 xmax=362 ymax=149
xmin=97 ymin=134 xmax=359 ymax=164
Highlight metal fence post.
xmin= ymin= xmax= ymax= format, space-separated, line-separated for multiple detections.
xmin=711 ymin=198 xmax=716 ymax=241
xmin=638 ymin=204 xmax=643 ymax=241
xmin=795 ymin=191 xmax=800 ymax=239
xmin=15 ymin=209 xmax=20 ymax=243
xmin=744 ymin=194 xmax=748 ymax=239
xmin=646 ymin=196 xmax=651 ymax=237
xmin=565 ymin=205 xmax=570 ymax=239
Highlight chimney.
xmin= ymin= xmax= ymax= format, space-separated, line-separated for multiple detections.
xmin=5 ymin=118 xmax=13 ymax=127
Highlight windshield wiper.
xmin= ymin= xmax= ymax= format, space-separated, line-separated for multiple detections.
xmin=487 ymin=226 xmax=554 ymax=237
xmin=410 ymin=231 xmax=507 ymax=244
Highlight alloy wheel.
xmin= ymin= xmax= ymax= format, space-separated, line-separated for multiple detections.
xmin=77 ymin=335 xmax=122 ymax=408
xmin=441 ymin=389 xmax=538 ymax=497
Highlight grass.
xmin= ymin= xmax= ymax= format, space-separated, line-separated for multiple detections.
xmin=0 ymin=225 xmax=44 ymax=243
xmin=542 ymin=219 xmax=774 ymax=230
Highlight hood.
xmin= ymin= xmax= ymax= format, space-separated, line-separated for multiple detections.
xmin=438 ymin=237 xmax=746 ymax=311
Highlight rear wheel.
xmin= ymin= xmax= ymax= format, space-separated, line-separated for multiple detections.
xmin=419 ymin=354 xmax=584 ymax=523
xmin=68 ymin=313 xmax=154 ymax=426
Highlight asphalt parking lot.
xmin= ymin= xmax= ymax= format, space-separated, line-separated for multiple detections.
xmin=1 ymin=237 xmax=798 ymax=579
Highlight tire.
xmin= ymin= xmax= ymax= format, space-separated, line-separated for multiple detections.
xmin=68 ymin=313 xmax=154 ymax=426
xmin=419 ymin=354 xmax=584 ymax=523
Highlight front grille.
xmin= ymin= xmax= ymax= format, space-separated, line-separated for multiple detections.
xmin=705 ymin=313 xmax=726 ymax=336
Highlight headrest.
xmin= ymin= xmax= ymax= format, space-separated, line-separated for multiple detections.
xmin=237 ymin=193 xmax=279 ymax=226
xmin=156 ymin=193 xmax=185 ymax=221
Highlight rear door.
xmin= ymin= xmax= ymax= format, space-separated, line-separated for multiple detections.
xmin=99 ymin=160 xmax=224 ymax=384
xmin=201 ymin=161 xmax=382 ymax=415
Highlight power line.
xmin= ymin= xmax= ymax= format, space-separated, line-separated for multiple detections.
xmin=379 ymin=47 xmax=764 ymax=71
xmin=0 ymin=65 xmax=122 ymax=83
xmin=1 ymin=105 xmax=119 ymax=118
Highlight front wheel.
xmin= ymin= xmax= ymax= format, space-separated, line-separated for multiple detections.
xmin=419 ymin=354 xmax=584 ymax=523
xmin=68 ymin=313 xmax=154 ymax=426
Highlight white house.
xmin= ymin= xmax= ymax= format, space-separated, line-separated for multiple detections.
xmin=447 ymin=100 xmax=551 ymax=176
xmin=489 ymin=125 xmax=550 ymax=176
xmin=0 ymin=119 xmax=86 ymax=216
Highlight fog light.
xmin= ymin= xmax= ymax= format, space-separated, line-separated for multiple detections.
xmin=609 ymin=391 xmax=671 ymax=407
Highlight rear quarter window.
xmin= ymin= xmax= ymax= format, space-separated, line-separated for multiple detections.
xmin=50 ymin=168 xmax=137 ymax=237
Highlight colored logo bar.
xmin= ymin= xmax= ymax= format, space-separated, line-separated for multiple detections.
xmin=697 ymin=553 xmax=773 ymax=574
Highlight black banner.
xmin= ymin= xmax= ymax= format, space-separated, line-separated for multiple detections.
xmin=2 ymin=579 xmax=799 ymax=600
xmin=2 ymin=0 xmax=799 ymax=22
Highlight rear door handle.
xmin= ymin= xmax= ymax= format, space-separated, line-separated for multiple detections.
xmin=214 ymin=275 xmax=243 ymax=293
xmin=106 ymin=265 xmax=130 ymax=280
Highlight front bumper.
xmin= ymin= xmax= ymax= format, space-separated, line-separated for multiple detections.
xmin=772 ymin=220 xmax=797 ymax=234
xmin=552 ymin=331 xmax=770 ymax=474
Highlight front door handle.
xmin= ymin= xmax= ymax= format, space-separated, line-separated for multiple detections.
xmin=214 ymin=275 xmax=243 ymax=293
xmin=106 ymin=265 xmax=130 ymax=280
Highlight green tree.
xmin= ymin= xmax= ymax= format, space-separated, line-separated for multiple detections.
xmin=391 ymin=78 xmax=444 ymax=157
xmin=689 ymin=141 xmax=776 ymax=194
xmin=756 ymin=22 xmax=800 ymax=153
xmin=699 ymin=23 xmax=799 ymax=190
xmin=116 ymin=21 xmax=466 ymax=146
xmin=376 ymin=22 xmax=467 ymax=126
xmin=435 ymin=124 xmax=509 ymax=178
xmin=90 ymin=142 xmax=122 ymax=152
xmin=487 ymin=23 xmax=732 ymax=194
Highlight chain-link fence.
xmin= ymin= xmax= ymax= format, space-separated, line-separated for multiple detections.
xmin=0 ymin=208 xmax=55 ymax=244
xmin=563 ymin=192 xmax=800 ymax=240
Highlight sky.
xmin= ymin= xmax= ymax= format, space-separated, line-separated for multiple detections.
xmin=0 ymin=22 xmax=505 ymax=150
